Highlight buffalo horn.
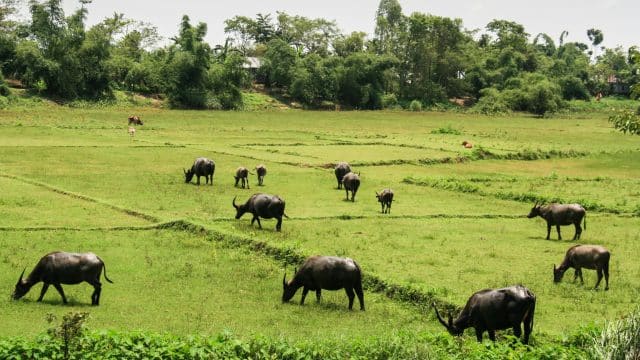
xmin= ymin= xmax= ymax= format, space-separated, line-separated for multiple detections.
xmin=432 ymin=303 xmax=451 ymax=330
xmin=232 ymin=196 xmax=238 ymax=209
xmin=16 ymin=268 xmax=26 ymax=285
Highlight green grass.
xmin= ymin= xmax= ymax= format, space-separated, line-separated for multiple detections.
xmin=0 ymin=99 xmax=639 ymax=353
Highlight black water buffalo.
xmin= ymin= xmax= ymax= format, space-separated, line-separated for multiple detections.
xmin=234 ymin=167 xmax=250 ymax=189
xmin=184 ymin=157 xmax=215 ymax=185
xmin=527 ymin=202 xmax=586 ymax=240
xmin=554 ymin=244 xmax=610 ymax=290
xmin=375 ymin=188 xmax=394 ymax=213
xmin=233 ymin=193 xmax=287 ymax=231
xmin=127 ymin=115 xmax=143 ymax=125
xmin=282 ymin=255 xmax=364 ymax=310
xmin=13 ymin=251 xmax=113 ymax=306
xmin=342 ymin=172 xmax=360 ymax=202
xmin=334 ymin=162 xmax=351 ymax=189
xmin=255 ymin=164 xmax=267 ymax=186
xmin=433 ymin=285 xmax=535 ymax=344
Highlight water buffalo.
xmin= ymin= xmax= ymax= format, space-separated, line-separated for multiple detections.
xmin=527 ymin=202 xmax=586 ymax=240
xmin=255 ymin=164 xmax=267 ymax=186
xmin=282 ymin=255 xmax=364 ymax=311
xmin=127 ymin=115 xmax=143 ymax=125
xmin=554 ymin=244 xmax=610 ymax=290
xmin=334 ymin=162 xmax=351 ymax=189
xmin=184 ymin=157 xmax=215 ymax=185
xmin=375 ymin=188 xmax=394 ymax=213
xmin=342 ymin=172 xmax=360 ymax=202
xmin=234 ymin=167 xmax=250 ymax=189
xmin=233 ymin=193 xmax=288 ymax=231
xmin=433 ymin=285 xmax=535 ymax=344
xmin=13 ymin=251 xmax=113 ymax=306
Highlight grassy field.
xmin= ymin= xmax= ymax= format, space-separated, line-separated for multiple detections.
xmin=0 ymin=102 xmax=639 ymax=349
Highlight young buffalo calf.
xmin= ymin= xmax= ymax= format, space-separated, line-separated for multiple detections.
xmin=553 ymin=244 xmax=610 ymax=290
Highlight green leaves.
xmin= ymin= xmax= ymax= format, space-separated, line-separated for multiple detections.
xmin=609 ymin=109 xmax=640 ymax=135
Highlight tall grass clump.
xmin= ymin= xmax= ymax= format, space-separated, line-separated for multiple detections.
xmin=592 ymin=307 xmax=640 ymax=360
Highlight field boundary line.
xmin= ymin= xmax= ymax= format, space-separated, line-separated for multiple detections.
xmin=403 ymin=176 xmax=632 ymax=216
xmin=156 ymin=219 xmax=460 ymax=315
xmin=0 ymin=173 xmax=161 ymax=223
xmin=0 ymin=224 xmax=164 ymax=232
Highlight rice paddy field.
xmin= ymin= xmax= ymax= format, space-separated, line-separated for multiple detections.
xmin=0 ymin=102 xmax=639 ymax=356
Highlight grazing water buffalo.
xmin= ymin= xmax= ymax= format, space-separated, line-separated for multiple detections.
xmin=433 ymin=285 xmax=536 ymax=344
xmin=234 ymin=167 xmax=250 ymax=189
xmin=554 ymin=244 xmax=610 ymax=290
xmin=282 ymin=255 xmax=365 ymax=310
xmin=233 ymin=193 xmax=288 ymax=231
xmin=255 ymin=164 xmax=267 ymax=186
xmin=13 ymin=251 xmax=113 ymax=306
xmin=375 ymin=188 xmax=394 ymax=213
xmin=334 ymin=162 xmax=351 ymax=189
xmin=127 ymin=115 xmax=143 ymax=125
xmin=184 ymin=157 xmax=215 ymax=185
xmin=342 ymin=172 xmax=360 ymax=202
xmin=527 ymin=202 xmax=586 ymax=240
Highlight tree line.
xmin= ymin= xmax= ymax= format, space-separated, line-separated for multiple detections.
xmin=0 ymin=0 xmax=638 ymax=115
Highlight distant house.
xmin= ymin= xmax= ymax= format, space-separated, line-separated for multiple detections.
xmin=607 ymin=74 xmax=630 ymax=95
xmin=243 ymin=57 xmax=265 ymax=84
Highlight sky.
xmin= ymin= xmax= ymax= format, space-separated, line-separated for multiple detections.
xmin=44 ymin=0 xmax=639 ymax=50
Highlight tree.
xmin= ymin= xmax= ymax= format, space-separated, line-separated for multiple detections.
xmin=373 ymin=0 xmax=404 ymax=54
xmin=163 ymin=15 xmax=212 ymax=108
xmin=587 ymin=28 xmax=603 ymax=58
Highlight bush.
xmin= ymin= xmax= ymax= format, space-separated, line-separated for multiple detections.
xmin=592 ymin=307 xmax=640 ymax=360
xmin=381 ymin=93 xmax=399 ymax=109
xmin=409 ymin=99 xmax=422 ymax=112
xmin=609 ymin=109 xmax=640 ymax=135
xmin=471 ymin=88 xmax=510 ymax=115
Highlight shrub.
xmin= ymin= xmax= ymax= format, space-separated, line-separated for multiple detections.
xmin=608 ymin=109 xmax=640 ymax=135
xmin=592 ymin=307 xmax=640 ymax=360
xmin=409 ymin=99 xmax=422 ymax=112
xmin=381 ymin=93 xmax=399 ymax=109
xmin=471 ymin=87 xmax=510 ymax=115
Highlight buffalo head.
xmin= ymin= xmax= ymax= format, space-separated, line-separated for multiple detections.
xmin=432 ymin=303 xmax=463 ymax=336
xmin=553 ymin=264 xmax=564 ymax=283
xmin=12 ymin=268 xmax=28 ymax=300
xmin=232 ymin=196 xmax=246 ymax=219
xmin=527 ymin=202 xmax=541 ymax=218
xmin=184 ymin=168 xmax=195 ymax=183
xmin=281 ymin=268 xmax=297 ymax=303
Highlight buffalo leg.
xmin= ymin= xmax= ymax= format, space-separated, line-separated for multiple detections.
xmin=234 ymin=177 xmax=239 ymax=187
xmin=316 ymin=289 xmax=321 ymax=303
xmin=90 ymin=281 xmax=102 ymax=305
xmin=604 ymin=263 xmax=609 ymax=290
xmin=300 ymin=287 xmax=309 ymax=305
xmin=556 ymin=225 xmax=562 ymax=240
xmin=196 ymin=176 xmax=201 ymax=185
xmin=345 ymin=188 xmax=349 ymax=200
xmin=37 ymin=283 xmax=50 ymax=302
xmin=387 ymin=202 xmax=391 ymax=214
xmin=354 ymin=282 xmax=365 ymax=311
xmin=573 ymin=269 xmax=580 ymax=282
xmin=345 ymin=287 xmax=355 ymax=310
xmin=546 ymin=224 xmax=551 ymax=240
xmin=352 ymin=191 xmax=356 ymax=202
xmin=276 ymin=217 xmax=282 ymax=232
xmin=513 ymin=325 xmax=522 ymax=340
xmin=576 ymin=268 xmax=584 ymax=284
xmin=488 ymin=330 xmax=496 ymax=342
xmin=251 ymin=216 xmax=262 ymax=229
xmin=53 ymin=283 xmax=68 ymax=304
xmin=595 ymin=268 xmax=603 ymax=289
xmin=246 ymin=179 xmax=249 ymax=189
xmin=574 ymin=223 xmax=581 ymax=240
xmin=475 ymin=328 xmax=484 ymax=342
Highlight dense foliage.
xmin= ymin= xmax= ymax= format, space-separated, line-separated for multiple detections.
xmin=0 ymin=0 xmax=638 ymax=113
